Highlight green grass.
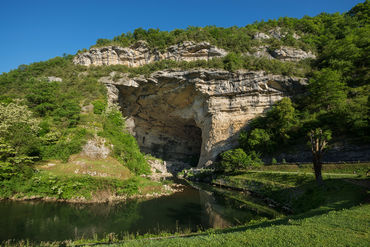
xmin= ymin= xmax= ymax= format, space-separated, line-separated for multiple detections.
xmin=95 ymin=204 xmax=369 ymax=247
xmin=37 ymin=155 xmax=132 ymax=179
xmin=214 ymin=170 xmax=368 ymax=214
xmin=254 ymin=163 xmax=370 ymax=176
xmin=0 ymin=171 xmax=163 ymax=201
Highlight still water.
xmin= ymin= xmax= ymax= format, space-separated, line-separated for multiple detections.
xmin=0 ymin=183 xmax=275 ymax=241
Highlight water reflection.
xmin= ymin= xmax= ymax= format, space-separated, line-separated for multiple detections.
xmin=0 ymin=184 xmax=274 ymax=242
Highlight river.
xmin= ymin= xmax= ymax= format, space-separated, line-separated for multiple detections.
xmin=0 ymin=181 xmax=277 ymax=242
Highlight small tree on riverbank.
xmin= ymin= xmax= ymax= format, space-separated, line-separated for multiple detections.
xmin=308 ymin=128 xmax=332 ymax=185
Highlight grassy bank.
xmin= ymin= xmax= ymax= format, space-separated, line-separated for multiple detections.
xmin=96 ymin=204 xmax=370 ymax=247
xmin=211 ymin=163 xmax=369 ymax=213
xmin=0 ymin=171 xmax=167 ymax=203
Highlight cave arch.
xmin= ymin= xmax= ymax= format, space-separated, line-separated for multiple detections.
xmin=117 ymin=81 xmax=204 ymax=167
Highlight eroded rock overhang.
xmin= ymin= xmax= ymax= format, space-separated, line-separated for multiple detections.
xmin=101 ymin=69 xmax=307 ymax=167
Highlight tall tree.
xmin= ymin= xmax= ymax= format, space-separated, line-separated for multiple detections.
xmin=308 ymin=128 xmax=332 ymax=185
xmin=308 ymin=69 xmax=347 ymax=112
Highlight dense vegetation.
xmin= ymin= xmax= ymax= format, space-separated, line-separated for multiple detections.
xmin=0 ymin=0 xmax=368 ymax=198
xmin=224 ymin=1 xmax=370 ymax=164
xmin=0 ymin=55 xmax=151 ymax=197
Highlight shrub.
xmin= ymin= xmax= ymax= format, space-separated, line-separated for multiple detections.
xmin=218 ymin=148 xmax=262 ymax=173
xmin=271 ymin=158 xmax=278 ymax=165
xmin=100 ymin=108 xmax=150 ymax=175
xmin=92 ymin=99 xmax=107 ymax=115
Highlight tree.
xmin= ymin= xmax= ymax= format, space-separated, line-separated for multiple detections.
xmin=308 ymin=69 xmax=347 ymax=112
xmin=308 ymin=128 xmax=332 ymax=185
xmin=266 ymin=97 xmax=297 ymax=143
xmin=239 ymin=128 xmax=273 ymax=154
xmin=218 ymin=148 xmax=262 ymax=173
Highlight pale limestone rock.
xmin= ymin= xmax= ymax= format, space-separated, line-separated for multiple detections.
xmin=147 ymin=159 xmax=172 ymax=181
xmin=81 ymin=137 xmax=110 ymax=159
xmin=73 ymin=41 xmax=227 ymax=67
xmin=254 ymin=28 xmax=301 ymax=40
xmin=46 ymin=76 xmax=62 ymax=82
xmin=270 ymin=46 xmax=316 ymax=61
xmin=253 ymin=32 xmax=271 ymax=40
xmin=104 ymin=69 xmax=306 ymax=167
xmin=268 ymin=27 xmax=301 ymax=39
xmin=247 ymin=46 xmax=274 ymax=59
xmin=249 ymin=46 xmax=316 ymax=61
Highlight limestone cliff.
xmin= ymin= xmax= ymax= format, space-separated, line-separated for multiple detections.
xmin=99 ymin=69 xmax=306 ymax=167
xmin=73 ymin=41 xmax=227 ymax=67
xmin=74 ymin=40 xmax=315 ymax=67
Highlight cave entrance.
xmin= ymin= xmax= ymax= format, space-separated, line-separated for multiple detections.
xmin=135 ymin=118 xmax=202 ymax=167
xmin=117 ymin=83 xmax=203 ymax=167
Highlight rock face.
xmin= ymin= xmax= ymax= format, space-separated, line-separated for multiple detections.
xmin=102 ymin=69 xmax=306 ymax=167
xmin=270 ymin=46 xmax=316 ymax=61
xmin=73 ymin=41 xmax=227 ymax=67
xmin=253 ymin=27 xmax=301 ymax=40
xmin=81 ymin=137 xmax=110 ymax=159
xmin=248 ymin=46 xmax=316 ymax=61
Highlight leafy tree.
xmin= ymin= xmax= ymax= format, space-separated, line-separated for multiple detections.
xmin=308 ymin=128 xmax=332 ymax=185
xmin=26 ymin=81 xmax=58 ymax=116
xmin=308 ymin=69 xmax=347 ymax=112
xmin=266 ymin=97 xmax=297 ymax=143
xmin=239 ymin=128 xmax=273 ymax=153
xmin=0 ymin=138 xmax=35 ymax=180
xmin=218 ymin=149 xmax=262 ymax=173
xmin=0 ymin=102 xmax=40 ymax=136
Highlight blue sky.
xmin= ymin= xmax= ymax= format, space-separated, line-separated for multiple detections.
xmin=0 ymin=0 xmax=363 ymax=73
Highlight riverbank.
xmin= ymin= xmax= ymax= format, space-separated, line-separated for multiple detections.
xmin=185 ymin=163 xmax=369 ymax=214
xmin=0 ymin=171 xmax=185 ymax=204
xmin=2 ymin=163 xmax=369 ymax=246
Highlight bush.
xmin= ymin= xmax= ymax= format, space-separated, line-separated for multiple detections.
xmin=100 ymin=108 xmax=150 ymax=175
xmin=217 ymin=149 xmax=262 ymax=173
xmin=41 ymin=128 xmax=88 ymax=162
xmin=92 ymin=99 xmax=107 ymax=115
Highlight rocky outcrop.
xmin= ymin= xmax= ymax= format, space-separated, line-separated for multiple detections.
xmin=270 ymin=46 xmax=316 ymax=61
xmin=248 ymin=46 xmax=316 ymax=61
xmin=73 ymin=41 xmax=227 ymax=67
xmin=253 ymin=27 xmax=301 ymax=40
xmin=81 ymin=137 xmax=111 ymax=159
xmin=102 ymin=69 xmax=306 ymax=167
xmin=47 ymin=76 xmax=62 ymax=82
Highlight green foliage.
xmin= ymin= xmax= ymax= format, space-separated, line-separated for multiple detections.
xmin=41 ymin=127 xmax=89 ymax=162
xmin=92 ymin=99 xmax=107 ymax=114
xmin=26 ymin=81 xmax=59 ymax=116
xmin=240 ymin=128 xmax=273 ymax=154
xmin=100 ymin=108 xmax=150 ymax=175
xmin=0 ymin=138 xmax=35 ymax=180
xmin=223 ymin=52 xmax=244 ymax=72
xmin=239 ymin=98 xmax=298 ymax=156
xmin=218 ymin=149 xmax=262 ymax=172
xmin=52 ymin=100 xmax=80 ymax=127
xmin=308 ymin=69 xmax=347 ymax=112
xmin=0 ymin=172 xmax=155 ymax=200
